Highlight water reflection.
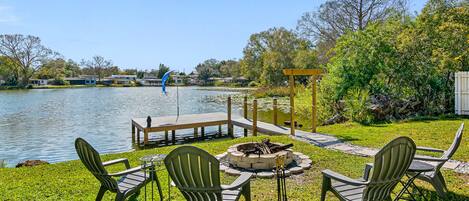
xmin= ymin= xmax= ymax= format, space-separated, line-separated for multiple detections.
xmin=0 ymin=87 xmax=238 ymax=166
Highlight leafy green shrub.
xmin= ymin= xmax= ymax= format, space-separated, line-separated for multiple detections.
xmin=343 ymin=89 xmax=373 ymax=124
xmin=248 ymin=81 xmax=259 ymax=87
xmin=214 ymin=80 xmax=225 ymax=87
xmin=52 ymin=79 xmax=69 ymax=85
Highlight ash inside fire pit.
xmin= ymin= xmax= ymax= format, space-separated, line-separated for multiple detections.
xmin=218 ymin=139 xmax=312 ymax=178
xmin=238 ymin=139 xmax=294 ymax=156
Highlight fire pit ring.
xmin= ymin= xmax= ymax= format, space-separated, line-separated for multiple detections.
xmin=226 ymin=142 xmax=294 ymax=170
xmin=216 ymin=140 xmax=312 ymax=178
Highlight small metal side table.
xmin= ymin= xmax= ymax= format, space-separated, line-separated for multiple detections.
xmin=140 ymin=154 xmax=167 ymax=201
xmin=394 ymin=160 xmax=434 ymax=201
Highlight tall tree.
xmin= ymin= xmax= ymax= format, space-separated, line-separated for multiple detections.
xmin=0 ymin=34 xmax=55 ymax=86
xmin=297 ymin=0 xmax=407 ymax=43
xmin=240 ymin=27 xmax=316 ymax=86
xmin=219 ymin=59 xmax=241 ymax=78
xmin=296 ymin=0 xmax=407 ymax=64
xmin=0 ymin=56 xmax=19 ymax=85
xmin=157 ymin=63 xmax=170 ymax=79
xmin=195 ymin=59 xmax=222 ymax=84
xmin=80 ymin=56 xmax=113 ymax=81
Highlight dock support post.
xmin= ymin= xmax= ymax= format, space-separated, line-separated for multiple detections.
xmin=194 ymin=128 xmax=198 ymax=140
xmin=201 ymin=127 xmax=205 ymax=138
xmin=243 ymin=96 xmax=248 ymax=137
xmin=273 ymin=98 xmax=278 ymax=125
xmin=253 ymin=99 xmax=258 ymax=136
xmin=165 ymin=130 xmax=169 ymax=145
xmin=218 ymin=125 xmax=222 ymax=137
xmin=227 ymin=96 xmax=233 ymax=138
xmin=172 ymin=130 xmax=176 ymax=144
xmin=137 ymin=128 xmax=140 ymax=145
xmin=131 ymin=123 xmax=135 ymax=143
xmin=289 ymin=75 xmax=295 ymax=136
xmin=312 ymin=76 xmax=317 ymax=133
xmin=143 ymin=129 xmax=149 ymax=145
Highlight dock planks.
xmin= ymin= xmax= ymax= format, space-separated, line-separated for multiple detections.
xmin=132 ymin=112 xmax=294 ymax=146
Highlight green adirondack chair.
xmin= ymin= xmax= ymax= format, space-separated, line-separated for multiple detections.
xmin=164 ymin=146 xmax=252 ymax=201
xmin=321 ymin=136 xmax=416 ymax=201
xmin=75 ymin=138 xmax=151 ymax=201
xmin=411 ymin=123 xmax=464 ymax=197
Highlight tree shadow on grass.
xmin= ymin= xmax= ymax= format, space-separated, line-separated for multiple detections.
xmin=409 ymin=189 xmax=469 ymax=201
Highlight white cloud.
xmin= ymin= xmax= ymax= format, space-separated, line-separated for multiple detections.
xmin=0 ymin=5 xmax=19 ymax=23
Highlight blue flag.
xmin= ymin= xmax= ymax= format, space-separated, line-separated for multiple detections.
xmin=161 ymin=71 xmax=172 ymax=95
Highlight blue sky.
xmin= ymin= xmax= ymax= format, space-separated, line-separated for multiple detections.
xmin=0 ymin=0 xmax=427 ymax=72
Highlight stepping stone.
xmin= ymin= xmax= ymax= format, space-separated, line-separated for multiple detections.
xmin=299 ymin=163 xmax=312 ymax=170
xmin=220 ymin=164 xmax=228 ymax=172
xmin=355 ymin=148 xmax=378 ymax=156
xmin=289 ymin=167 xmax=304 ymax=174
xmin=301 ymin=159 xmax=313 ymax=165
xmin=443 ymin=161 xmax=461 ymax=169
xmin=257 ymin=171 xmax=275 ymax=179
xmin=330 ymin=144 xmax=355 ymax=151
xmin=215 ymin=152 xmax=227 ymax=160
xmin=225 ymin=168 xmax=241 ymax=176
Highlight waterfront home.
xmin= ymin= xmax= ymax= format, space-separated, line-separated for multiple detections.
xmin=189 ymin=71 xmax=199 ymax=85
xmin=65 ymin=75 xmax=96 ymax=85
xmin=172 ymin=74 xmax=184 ymax=85
xmin=110 ymin=75 xmax=137 ymax=85
xmin=29 ymin=79 xmax=50 ymax=86
xmin=139 ymin=76 xmax=162 ymax=86
xmin=0 ymin=75 xmax=5 ymax=85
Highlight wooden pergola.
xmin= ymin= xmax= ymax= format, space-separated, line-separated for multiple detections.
xmin=283 ymin=69 xmax=324 ymax=135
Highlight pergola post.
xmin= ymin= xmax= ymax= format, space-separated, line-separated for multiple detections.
xmin=289 ymin=75 xmax=295 ymax=136
xmin=283 ymin=69 xmax=323 ymax=135
xmin=312 ymin=76 xmax=317 ymax=133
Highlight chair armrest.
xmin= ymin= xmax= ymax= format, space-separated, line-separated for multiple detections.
xmin=416 ymin=146 xmax=445 ymax=153
xmin=221 ymin=172 xmax=252 ymax=190
xmin=322 ymin=169 xmax=368 ymax=186
xmin=102 ymin=158 xmax=131 ymax=169
xmin=109 ymin=165 xmax=144 ymax=177
xmin=414 ymin=155 xmax=448 ymax=162
xmin=363 ymin=163 xmax=373 ymax=181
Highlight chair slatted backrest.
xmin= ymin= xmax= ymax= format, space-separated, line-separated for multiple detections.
xmin=165 ymin=146 xmax=222 ymax=201
xmin=75 ymin=138 xmax=118 ymax=192
xmin=364 ymin=136 xmax=416 ymax=201
xmin=441 ymin=123 xmax=464 ymax=162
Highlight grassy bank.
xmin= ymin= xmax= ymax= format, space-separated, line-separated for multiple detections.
xmin=0 ymin=136 xmax=468 ymax=200
xmin=318 ymin=118 xmax=469 ymax=162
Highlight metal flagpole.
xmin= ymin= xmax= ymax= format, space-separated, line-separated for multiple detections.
xmin=176 ymin=82 xmax=179 ymax=119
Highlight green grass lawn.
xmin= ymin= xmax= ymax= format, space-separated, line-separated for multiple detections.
xmin=318 ymin=117 xmax=469 ymax=162
xmin=0 ymin=136 xmax=468 ymax=200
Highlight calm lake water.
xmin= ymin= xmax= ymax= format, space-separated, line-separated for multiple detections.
xmin=0 ymin=87 xmax=240 ymax=166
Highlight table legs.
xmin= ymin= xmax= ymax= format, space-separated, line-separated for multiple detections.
xmin=394 ymin=173 xmax=427 ymax=201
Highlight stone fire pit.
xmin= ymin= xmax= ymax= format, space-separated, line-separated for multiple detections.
xmin=216 ymin=140 xmax=312 ymax=179
xmin=226 ymin=142 xmax=294 ymax=170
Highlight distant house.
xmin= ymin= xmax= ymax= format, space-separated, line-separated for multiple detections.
xmin=172 ymin=74 xmax=184 ymax=85
xmin=65 ymin=75 xmax=96 ymax=85
xmin=0 ymin=76 xmax=5 ymax=85
xmin=29 ymin=79 xmax=49 ymax=86
xmin=110 ymin=75 xmax=137 ymax=84
xmin=189 ymin=72 xmax=199 ymax=85
xmin=139 ymin=76 xmax=162 ymax=86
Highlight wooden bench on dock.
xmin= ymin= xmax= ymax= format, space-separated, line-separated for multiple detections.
xmin=131 ymin=112 xmax=233 ymax=145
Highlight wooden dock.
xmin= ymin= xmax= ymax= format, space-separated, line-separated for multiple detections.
xmin=132 ymin=112 xmax=295 ymax=146
xmin=131 ymin=93 xmax=317 ymax=146
xmin=132 ymin=112 xmax=230 ymax=145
